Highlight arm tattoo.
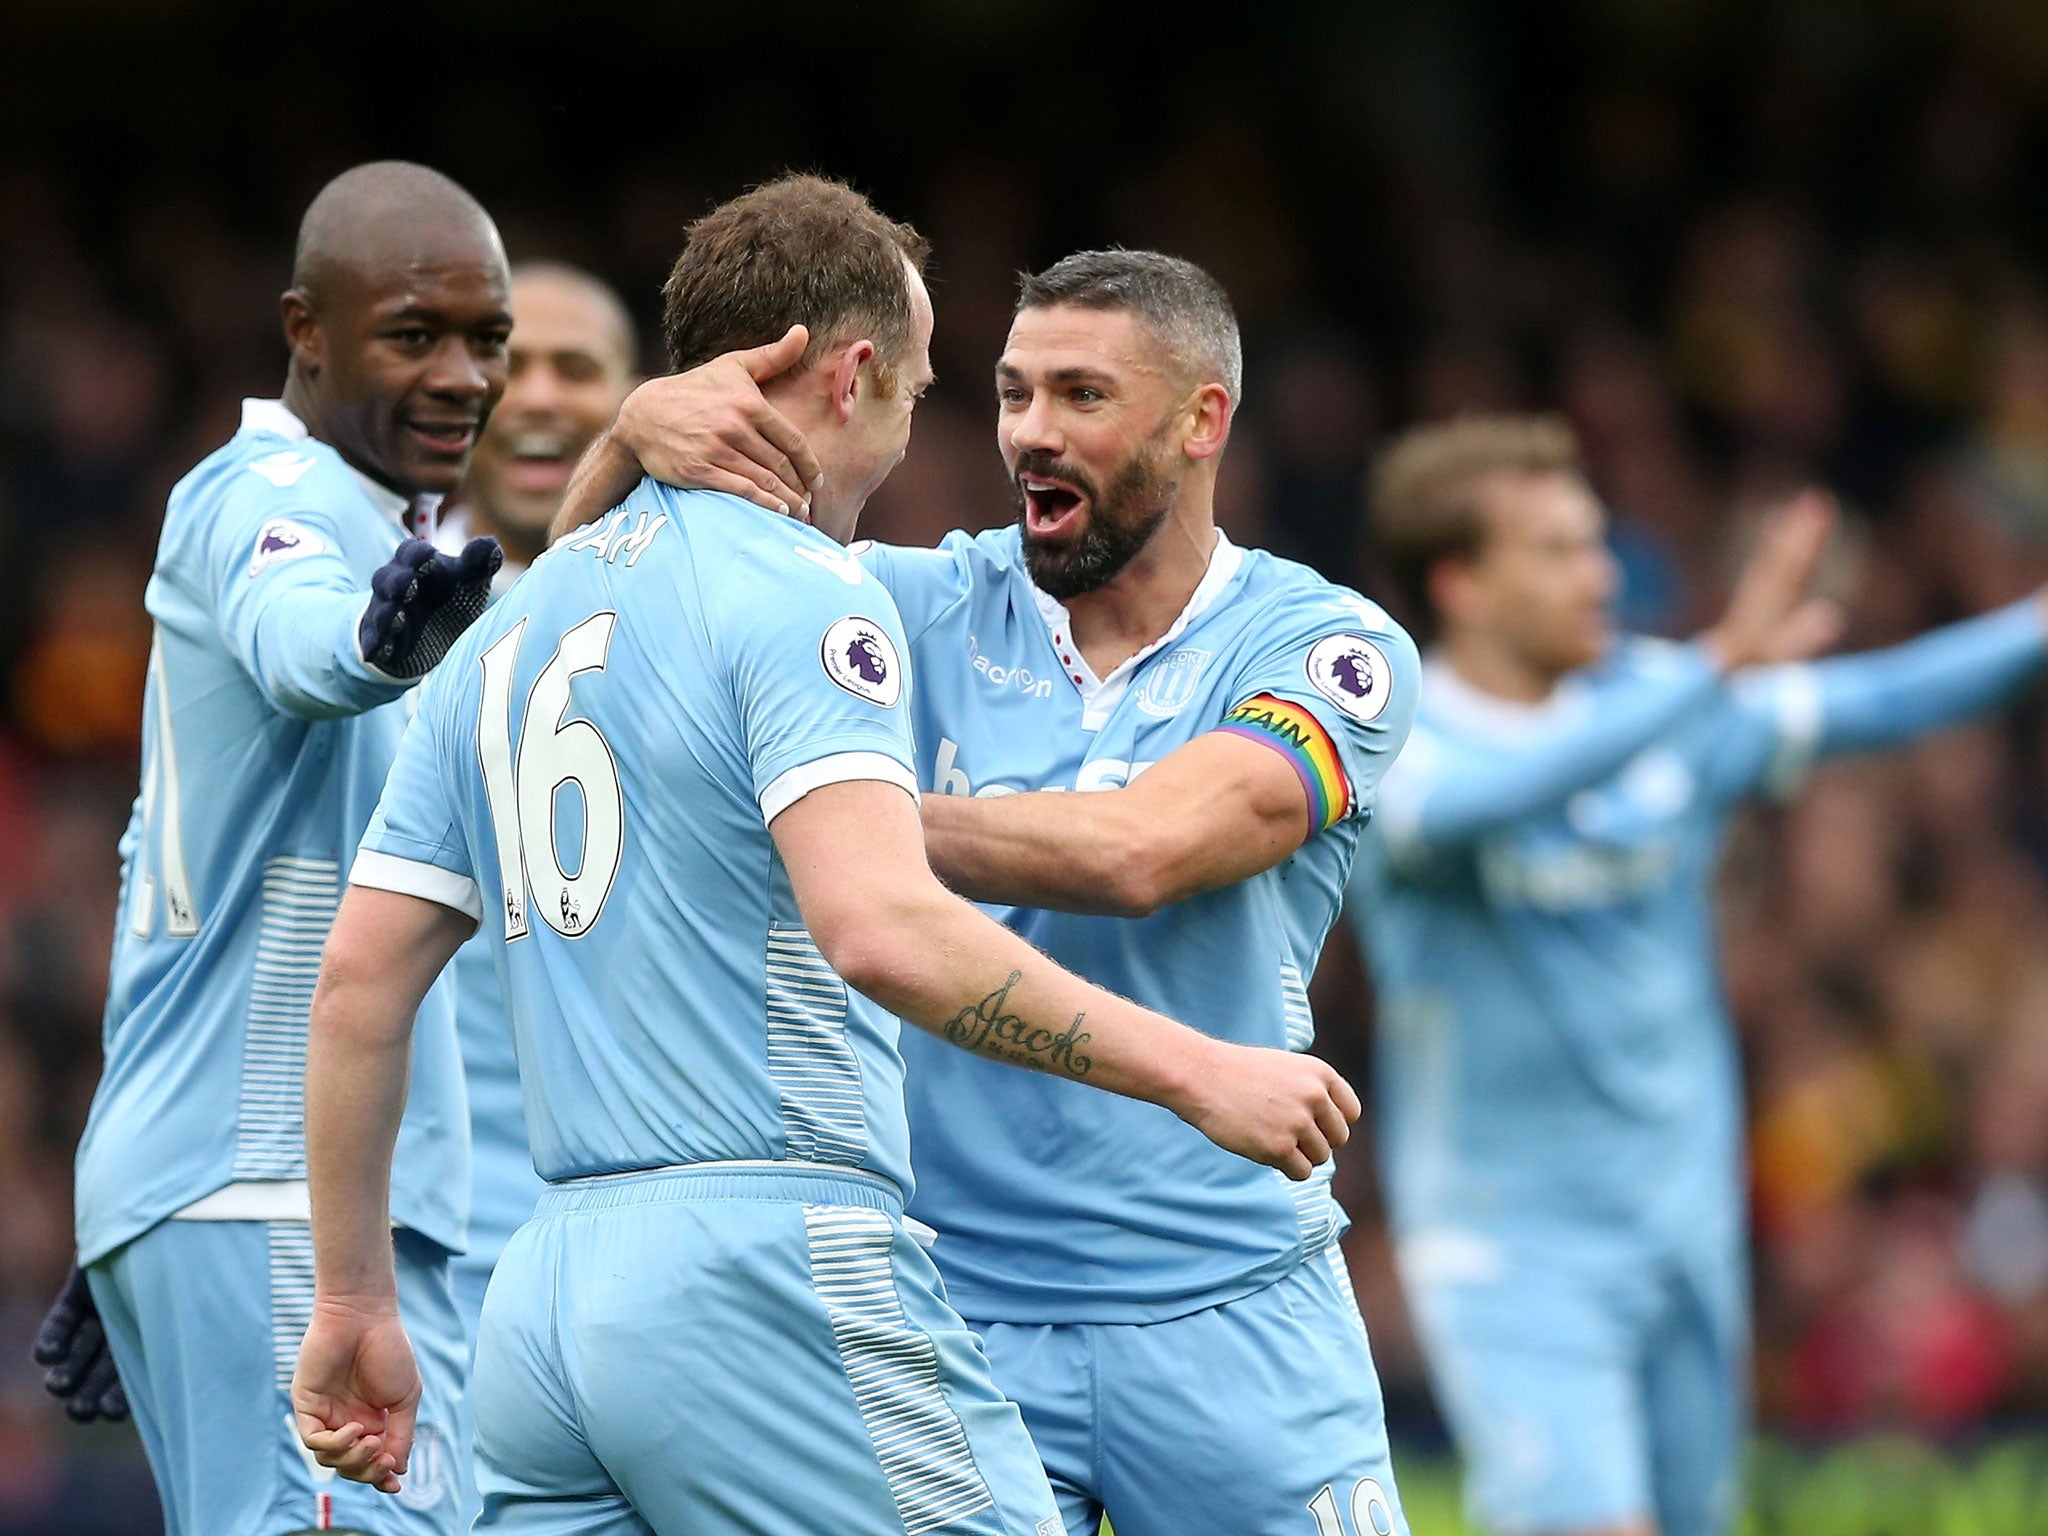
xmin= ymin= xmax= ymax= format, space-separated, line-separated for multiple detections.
xmin=942 ymin=971 xmax=1094 ymax=1077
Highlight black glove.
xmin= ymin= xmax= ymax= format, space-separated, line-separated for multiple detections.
xmin=32 ymin=1266 xmax=129 ymax=1423
xmin=358 ymin=536 xmax=502 ymax=680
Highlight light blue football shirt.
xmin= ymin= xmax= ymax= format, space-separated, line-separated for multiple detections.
xmin=1353 ymin=603 xmax=2048 ymax=1280
xmin=75 ymin=398 xmax=468 ymax=1265
xmin=428 ymin=517 xmax=543 ymax=1307
xmin=859 ymin=526 xmax=1420 ymax=1324
xmin=354 ymin=485 xmax=923 ymax=1194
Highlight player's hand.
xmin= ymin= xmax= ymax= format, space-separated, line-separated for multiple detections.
xmin=30 ymin=1265 xmax=129 ymax=1424
xmin=1170 ymin=1040 xmax=1361 ymax=1181
xmin=611 ymin=325 xmax=823 ymax=519
xmin=291 ymin=1295 xmax=422 ymax=1494
xmin=358 ymin=536 xmax=502 ymax=681
xmin=1702 ymin=490 xmax=1843 ymax=671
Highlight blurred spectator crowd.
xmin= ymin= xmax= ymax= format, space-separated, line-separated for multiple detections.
xmin=10 ymin=0 xmax=2048 ymax=1518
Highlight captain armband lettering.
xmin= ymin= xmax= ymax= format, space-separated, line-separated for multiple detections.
xmin=1215 ymin=693 xmax=1353 ymax=831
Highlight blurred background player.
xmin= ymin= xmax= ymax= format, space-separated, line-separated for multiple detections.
xmin=440 ymin=262 xmax=640 ymax=579
xmin=433 ymin=261 xmax=638 ymax=1350
xmin=568 ymin=249 xmax=1424 ymax=1536
xmin=290 ymin=175 xmax=1361 ymax=1533
xmin=53 ymin=160 xmax=513 ymax=1536
xmin=1350 ymin=415 xmax=2048 ymax=1536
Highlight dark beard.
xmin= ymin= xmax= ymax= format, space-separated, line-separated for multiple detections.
xmin=1016 ymin=449 xmax=1176 ymax=601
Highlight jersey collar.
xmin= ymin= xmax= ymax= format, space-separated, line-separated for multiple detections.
xmin=1031 ymin=528 xmax=1245 ymax=731
xmin=239 ymin=397 xmax=441 ymax=538
xmin=1419 ymin=651 xmax=1592 ymax=738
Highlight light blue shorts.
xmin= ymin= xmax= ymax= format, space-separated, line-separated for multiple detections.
xmin=471 ymin=1162 xmax=1065 ymax=1536
xmin=969 ymin=1245 xmax=1411 ymax=1536
xmin=1401 ymin=1230 xmax=1746 ymax=1536
xmin=88 ymin=1219 xmax=473 ymax=1536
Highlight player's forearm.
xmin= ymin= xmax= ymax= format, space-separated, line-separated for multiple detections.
xmin=1809 ymin=596 xmax=2048 ymax=757
xmin=1392 ymin=643 xmax=1723 ymax=852
xmin=826 ymin=879 xmax=1214 ymax=1111
xmin=920 ymin=791 xmax=1154 ymax=915
xmin=244 ymin=588 xmax=412 ymax=720
xmin=921 ymin=751 xmax=1300 ymax=918
xmin=547 ymin=431 xmax=643 ymax=547
xmin=303 ymin=966 xmax=412 ymax=1303
xmin=303 ymin=887 xmax=469 ymax=1301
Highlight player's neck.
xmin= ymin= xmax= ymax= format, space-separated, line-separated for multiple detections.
xmin=280 ymin=373 xmax=410 ymax=498
xmin=1440 ymin=629 xmax=1565 ymax=705
xmin=1062 ymin=507 xmax=1219 ymax=677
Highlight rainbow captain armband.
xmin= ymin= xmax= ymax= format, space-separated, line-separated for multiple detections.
xmin=1216 ymin=693 xmax=1353 ymax=831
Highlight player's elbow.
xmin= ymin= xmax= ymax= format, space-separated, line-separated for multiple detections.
xmin=1094 ymin=827 xmax=1189 ymax=918
xmin=811 ymin=921 xmax=924 ymax=1007
xmin=803 ymin=882 xmax=940 ymax=1005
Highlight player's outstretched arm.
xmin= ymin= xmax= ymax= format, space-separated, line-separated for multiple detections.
xmin=219 ymin=524 xmax=502 ymax=719
xmin=774 ymin=779 xmax=1358 ymax=1180
xmin=1375 ymin=490 xmax=1843 ymax=854
xmin=923 ymin=731 xmax=1320 ymax=917
xmin=294 ymin=885 xmax=473 ymax=1493
xmin=1772 ymin=585 xmax=2048 ymax=767
xmin=547 ymin=325 xmax=821 ymax=545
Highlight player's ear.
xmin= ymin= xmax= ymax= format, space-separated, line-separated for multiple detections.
xmin=281 ymin=290 xmax=324 ymax=374
xmin=1183 ymin=382 xmax=1232 ymax=462
xmin=829 ymin=339 xmax=876 ymax=423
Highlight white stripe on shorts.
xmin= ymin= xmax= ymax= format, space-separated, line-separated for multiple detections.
xmin=804 ymin=1205 xmax=994 ymax=1534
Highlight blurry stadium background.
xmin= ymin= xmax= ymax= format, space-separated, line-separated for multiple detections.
xmin=12 ymin=0 xmax=2048 ymax=1529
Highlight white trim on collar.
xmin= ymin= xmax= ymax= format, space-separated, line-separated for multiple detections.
xmin=240 ymin=396 xmax=309 ymax=441
xmin=1419 ymin=652 xmax=1590 ymax=739
xmin=1033 ymin=528 xmax=1245 ymax=731
xmin=238 ymin=396 xmax=432 ymax=533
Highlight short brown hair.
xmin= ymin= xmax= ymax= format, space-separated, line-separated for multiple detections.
xmin=660 ymin=174 xmax=931 ymax=387
xmin=1370 ymin=414 xmax=1583 ymax=632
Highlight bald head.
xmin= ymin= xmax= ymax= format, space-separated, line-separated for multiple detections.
xmin=279 ymin=161 xmax=513 ymax=497
xmin=291 ymin=161 xmax=506 ymax=306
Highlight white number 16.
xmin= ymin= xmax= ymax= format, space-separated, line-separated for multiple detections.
xmin=475 ymin=611 xmax=624 ymax=941
xmin=1308 ymin=1478 xmax=1396 ymax=1536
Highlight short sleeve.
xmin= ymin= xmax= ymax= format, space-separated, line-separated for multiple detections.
xmin=723 ymin=543 xmax=922 ymax=824
xmin=1697 ymin=665 xmax=1823 ymax=804
xmin=352 ymin=681 xmax=483 ymax=920
xmin=1213 ymin=588 xmax=1421 ymax=833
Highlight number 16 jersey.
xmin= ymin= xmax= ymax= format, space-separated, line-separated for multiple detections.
xmin=354 ymin=485 xmax=924 ymax=1197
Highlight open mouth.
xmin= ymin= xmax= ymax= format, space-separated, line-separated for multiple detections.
xmin=498 ymin=429 xmax=577 ymax=494
xmin=405 ymin=419 xmax=480 ymax=457
xmin=1020 ymin=475 xmax=1088 ymax=541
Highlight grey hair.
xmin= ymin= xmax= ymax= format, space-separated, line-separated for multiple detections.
xmin=1016 ymin=249 xmax=1243 ymax=404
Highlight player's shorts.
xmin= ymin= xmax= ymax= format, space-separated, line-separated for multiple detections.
xmin=88 ymin=1218 xmax=473 ymax=1536
xmin=1398 ymin=1225 xmax=1747 ymax=1536
xmin=471 ymin=1160 xmax=1065 ymax=1536
xmin=968 ymin=1243 xmax=1411 ymax=1536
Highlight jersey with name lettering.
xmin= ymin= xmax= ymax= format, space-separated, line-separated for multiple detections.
xmin=857 ymin=526 xmax=1419 ymax=1324
xmin=1352 ymin=606 xmax=2048 ymax=1272
xmin=75 ymin=398 xmax=467 ymax=1265
xmin=355 ymin=484 xmax=923 ymax=1194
